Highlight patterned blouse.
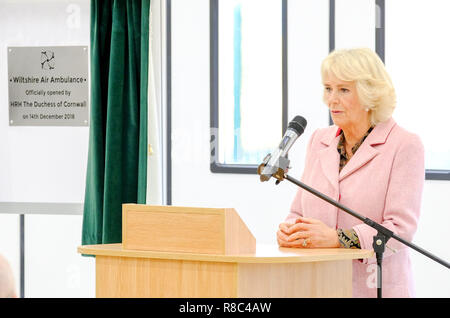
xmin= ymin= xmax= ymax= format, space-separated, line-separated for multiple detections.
xmin=336 ymin=126 xmax=374 ymax=249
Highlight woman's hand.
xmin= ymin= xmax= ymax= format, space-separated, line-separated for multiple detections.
xmin=277 ymin=216 xmax=340 ymax=248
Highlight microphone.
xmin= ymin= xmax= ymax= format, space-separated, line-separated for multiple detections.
xmin=258 ymin=115 xmax=307 ymax=182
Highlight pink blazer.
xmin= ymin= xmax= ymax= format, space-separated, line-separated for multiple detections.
xmin=286 ymin=117 xmax=425 ymax=298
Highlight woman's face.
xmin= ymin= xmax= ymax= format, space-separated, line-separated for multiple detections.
xmin=323 ymin=72 xmax=370 ymax=131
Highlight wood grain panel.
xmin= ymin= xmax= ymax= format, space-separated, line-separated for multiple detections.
xmin=124 ymin=210 xmax=225 ymax=254
xmin=121 ymin=204 xmax=257 ymax=255
xmin=237 ymin=260 xmax=352 ymax=297
xmin=96 ymin=256 xmax=238 ymax=298
xmin=225 ymin=208 xmax=256 ymax=254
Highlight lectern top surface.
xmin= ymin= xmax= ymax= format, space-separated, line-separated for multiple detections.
xmin=78 ymin=243 xmax=373 ymax=264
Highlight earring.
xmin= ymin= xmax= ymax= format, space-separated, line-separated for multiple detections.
xmin=365 ymin=108 xmax=369 ymax=112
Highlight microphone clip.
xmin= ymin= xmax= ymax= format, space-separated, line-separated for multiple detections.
xmin=257 ymin=153 xmax=289 ymax=183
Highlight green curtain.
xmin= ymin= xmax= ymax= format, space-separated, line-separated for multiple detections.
xmin=82 ymin=0 xmax=149 ymax=247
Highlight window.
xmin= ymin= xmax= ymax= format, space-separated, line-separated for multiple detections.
xmin=210 ymin=0 xmax=287 ymax=173
xmin=385 ymin=0 xmax=450 ymax=180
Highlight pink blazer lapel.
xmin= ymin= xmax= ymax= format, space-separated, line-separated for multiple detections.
xmin=338 ymin=142 xmax=379 ymax=181
xmin=339 ymin=118 xmax=397 ymax=182
xmin=318 ymin=127 xmax=340 ymax=191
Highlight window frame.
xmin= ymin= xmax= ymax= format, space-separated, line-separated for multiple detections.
xmin=209 ymin=0 xmax=450 ymax=179
xmin=209 ymin=0 xmax=288 ymax=174
xmin=330 ymin=0 xmax=448 ymax=180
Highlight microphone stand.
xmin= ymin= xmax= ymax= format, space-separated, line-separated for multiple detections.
xmin=258 ymin=164 xmax=450 ymax=298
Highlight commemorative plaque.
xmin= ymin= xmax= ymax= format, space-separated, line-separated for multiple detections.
xmin=8 ymin=46 xmax=89 ymax=126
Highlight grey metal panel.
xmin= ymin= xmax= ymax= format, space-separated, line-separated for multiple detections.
xmin=375 ymin=0 xmax=385 ymax=62
xmin=328 ymin=0 xmax=335 ymax=126
xmin=0 ymin=202 xmax=83 ymax=215
xmin=426 ymin=170 xmax=450 ymax=181
xmin=329 ymin=0 xmax=335 ymax=53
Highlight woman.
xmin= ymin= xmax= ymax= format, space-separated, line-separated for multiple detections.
xmin=277 ymin=48 xmax=424 ymax=298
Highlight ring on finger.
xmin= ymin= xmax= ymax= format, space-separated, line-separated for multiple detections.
xmin=302 ymin=238 xmax=309 ymax=247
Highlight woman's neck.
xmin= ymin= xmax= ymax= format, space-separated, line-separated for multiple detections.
xmin=342 ymin=121 xmax=372 ymax=148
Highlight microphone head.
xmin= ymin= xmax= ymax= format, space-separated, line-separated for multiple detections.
xmin=288 ymin=116 xmax=307 ymax=135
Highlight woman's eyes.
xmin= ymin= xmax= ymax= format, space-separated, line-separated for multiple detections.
xmin=324 ymin=87 xmax=349 ymax=93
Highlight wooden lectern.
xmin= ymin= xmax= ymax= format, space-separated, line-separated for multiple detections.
xmin=78 ymin=204 xmax=373 ymax=298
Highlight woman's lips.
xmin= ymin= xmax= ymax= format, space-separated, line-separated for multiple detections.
xmin=331 ymin=110 xmax=342 ymax=114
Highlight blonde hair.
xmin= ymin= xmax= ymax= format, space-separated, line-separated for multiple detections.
xmin=321 ymin=48 xmax=396 ymax=125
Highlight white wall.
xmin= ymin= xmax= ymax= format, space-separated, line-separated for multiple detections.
xmin=0 ymin=2 xmax=90 ymax=203
xmin=171 ymin=0 xmax=450 ymax=297
xmin=0 ymin=0 xmax=94 ymax=297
